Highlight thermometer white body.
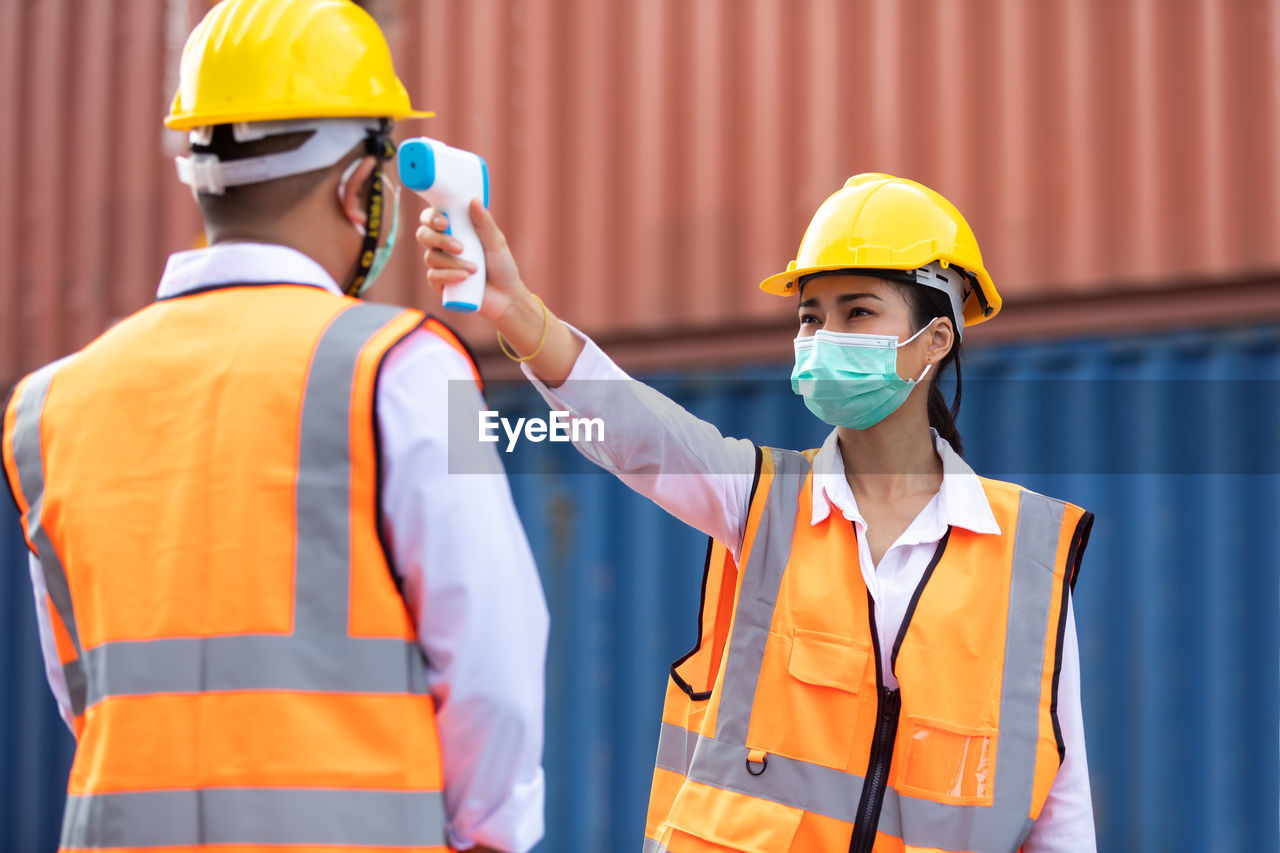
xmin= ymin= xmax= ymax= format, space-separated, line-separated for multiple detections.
xmin=398 ymin=137 xmax=490 ymax=313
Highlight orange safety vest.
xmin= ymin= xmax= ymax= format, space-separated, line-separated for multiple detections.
xmin=1 ymin=283 xmax=480 ymax=852
xmin=646 ymin=446 xmax=1092 ymax=853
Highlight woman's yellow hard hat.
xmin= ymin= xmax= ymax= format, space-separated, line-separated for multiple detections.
xmin=760 ymin=173 xmax=1002 ymax=328
xmin=165 ymin=0 xmax=432 ymax=130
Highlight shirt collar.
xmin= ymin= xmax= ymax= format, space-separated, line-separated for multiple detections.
xmin=156 ymin=242 xmax=342 ymax=300
xmin=809 ymin=428 xmax=1002 ymax=538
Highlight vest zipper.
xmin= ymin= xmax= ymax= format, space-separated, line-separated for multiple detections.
xmin=847 ymin=529 xmax=949 ymax=852
xmin=849 ymin=685 xmax=901 ymax=853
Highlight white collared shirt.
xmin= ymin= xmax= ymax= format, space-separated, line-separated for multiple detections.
xmin=524 ymin=328 xmax=1097 ymax=853
xmin=27 ymin=242 xmax=548 ymax=853
xmin=808 ymin=427 xmax=1002 ymax=688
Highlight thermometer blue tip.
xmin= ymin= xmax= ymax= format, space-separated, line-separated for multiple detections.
xmin=398 ymin=140 xmax=436 ymax=191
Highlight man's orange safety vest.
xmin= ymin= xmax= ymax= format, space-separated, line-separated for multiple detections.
xmin=646 ymin=447 xmax=1092 ymax=853
xmin=1 ymin=283 xmax=480 ymax=852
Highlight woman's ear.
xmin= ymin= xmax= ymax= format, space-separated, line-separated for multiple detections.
xmin=924 ymin=317 xmax=955 ymax=365
xmin=338 ymin=154 xmax=379 ymax=228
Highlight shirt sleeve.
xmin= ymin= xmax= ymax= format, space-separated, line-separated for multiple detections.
xmin=378 ymin=329 xmax=549 ymax=853
xmin=27 ymin=552 xmax=74 ymax=730
xmin=520 ymin=325 xmax=758 ymax=560
xmin=1023 ymin=596 xmax=1097 ymax=852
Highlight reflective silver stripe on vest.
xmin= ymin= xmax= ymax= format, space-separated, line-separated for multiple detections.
xmin=689 ymin=731 xmax=865 ymax=818
xmin=60 ymin=788 xmax=447 ymax=849
xmin=713 ymin=448 xmax=811 ymax=744
xmin=641 ymin=837 xmax=668 ymax=853
xmin=9 ymin=356 xmax=88 ymax=717
xmin=677 ymin=727 xmax=1041 ymax=851
xmin=655 ymin=720 xmax=700 ymax=776
xmin=992 ymin=490 xmax=1065 ymax=843
xmin=295 ymin=303 xmax=395 ymax=638
xmin=675 ymin=450 xmax=1068 ymax=853
xmin=80 ymin=634 xmax=427 ymax=706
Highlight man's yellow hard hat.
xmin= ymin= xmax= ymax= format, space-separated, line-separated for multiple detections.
xmin=165 ymin=0 xmax=432 ymax=130
xmin=760 ymin=173 xmax=1002 ymax=329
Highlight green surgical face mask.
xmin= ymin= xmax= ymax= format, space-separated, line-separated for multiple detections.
xmin=360 ymin=175 xmax=400 ymax=295
xmin=790 ymin=323 xmax=935 ymax=430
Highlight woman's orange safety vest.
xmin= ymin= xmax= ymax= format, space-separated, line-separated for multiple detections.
xmin=1 ymin=283 xmax=480 ymax=852
xmin=646 ymin=447 xmax=1092 ymax=853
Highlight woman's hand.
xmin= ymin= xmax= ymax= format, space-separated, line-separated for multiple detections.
xmin=416 ymin=198 xmax=525 ymax=323
xmin=415 ymin=198 xmax=584 ymax=386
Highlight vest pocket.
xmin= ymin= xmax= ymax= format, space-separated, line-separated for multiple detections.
xmin=787 ymin=629 xmax=871 ymax=691
xmin=664 ymin=778 xmax=803 ymax=852
xmin=897 ymin=715 xmax=996 ymax=806
xmin=747 ymin=630 xmax=872 ymax=769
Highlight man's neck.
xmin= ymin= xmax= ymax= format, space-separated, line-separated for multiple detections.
xmin=208 ymin=223 xmax=355 ymax=292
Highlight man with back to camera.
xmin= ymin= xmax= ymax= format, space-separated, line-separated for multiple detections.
xmin=0 ymin=1 xmax=547 ymax=851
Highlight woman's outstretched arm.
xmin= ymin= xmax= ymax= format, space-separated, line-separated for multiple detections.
xmin=417 ymin=201 xmax=759 ymax=556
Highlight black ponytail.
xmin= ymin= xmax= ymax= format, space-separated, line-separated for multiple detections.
xmin=901 ymin=283 xmax=965 ymax=456
xmin=925 ymin=345 xmax=963 ymax=456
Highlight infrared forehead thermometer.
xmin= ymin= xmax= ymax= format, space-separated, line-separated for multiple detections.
xmin=398 ymin=138 xmax=490 ymax=313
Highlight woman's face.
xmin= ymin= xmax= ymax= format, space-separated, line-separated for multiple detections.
xmin=796 ymin=274 xmax=947 ymax=383
xmin=796 ymin=274 xmax=916 ymax=339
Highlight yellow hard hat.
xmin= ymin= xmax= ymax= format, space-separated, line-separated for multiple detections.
xmin=165 ymin=0 xmax=432 ymax=130
xmin=760 ymin=173 xmax=1002 ymax=329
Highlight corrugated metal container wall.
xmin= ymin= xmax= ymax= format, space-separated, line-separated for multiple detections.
xmin=373 ymin=0 xmax=1280 ymax=348
xmin=3 ymin=0 xmax=1280 ymax=384
xmin=2 ymin=316 xmax=1277 ymax=850
xmin=0 ymin=0 xmax=209 ymax=383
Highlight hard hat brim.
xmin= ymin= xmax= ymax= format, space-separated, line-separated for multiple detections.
xmin=165 ymin=106 xmax=435 ymax=132
xmin=760 ymin=262 xmax=1002 ymax=327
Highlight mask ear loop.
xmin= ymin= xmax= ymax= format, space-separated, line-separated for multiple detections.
xmin=896 ymin=318 xmax=940 ymax=349
xmin=899 ymin=318 xmax=942 ymax=383
xmin=343 ymin=121 xmax=396 ymax=297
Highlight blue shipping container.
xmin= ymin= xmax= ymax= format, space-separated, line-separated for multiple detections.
xmin=2 ymin=323 xmax=1277 ymax=852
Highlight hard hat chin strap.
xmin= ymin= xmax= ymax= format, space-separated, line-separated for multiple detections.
xmin=343 ymin=122 xmax=397 ymax=296
xmin=175 ymin=118 xmax=381 ymax=197
xmin=909 ymin=263 xmax=969 ymax=337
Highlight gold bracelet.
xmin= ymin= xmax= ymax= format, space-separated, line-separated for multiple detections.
xmin=496 ymin=294 xmax=549 ymax=362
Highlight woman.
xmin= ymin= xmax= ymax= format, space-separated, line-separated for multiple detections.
xmin=417 ymin=173 xmax=1095 ymax=853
